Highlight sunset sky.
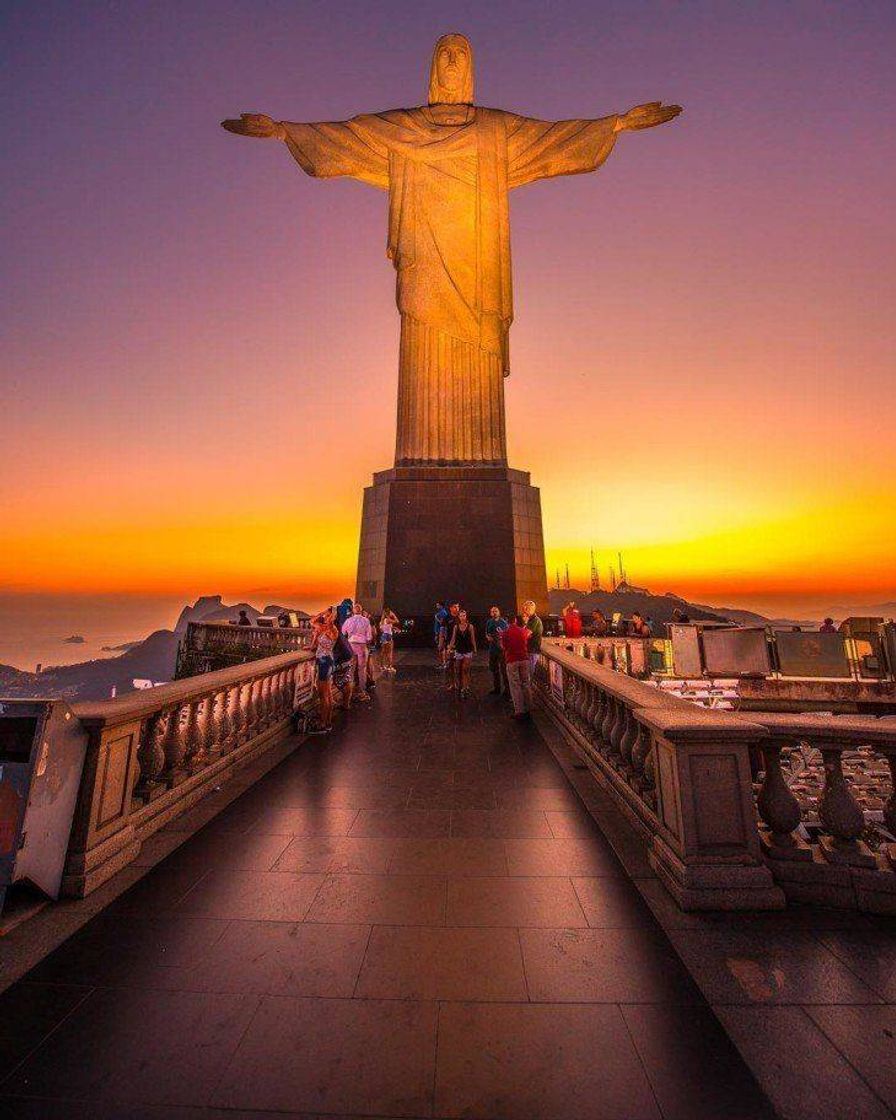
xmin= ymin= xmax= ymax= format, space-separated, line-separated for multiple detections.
xmin=3 ymin=0 xmax=895 ymax=619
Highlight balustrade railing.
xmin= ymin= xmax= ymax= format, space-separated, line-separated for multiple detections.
xmin=63 ymin=650 xmax=317 ymax=897
xmin=535 ymin=642 xmax=896 ymax=914
xmin=749 ymin=712 xmax=896 ymax=911
xmin=175 ymin=620 xmax=313 ymax=678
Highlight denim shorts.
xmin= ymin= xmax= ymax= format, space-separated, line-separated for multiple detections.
xmin=316 ymin=655 xmax=334 ymax=681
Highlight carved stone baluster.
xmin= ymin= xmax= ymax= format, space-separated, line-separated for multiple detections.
xmin=286 ymin=667 xmax=299 ymax=713
xmin=571 ymin=676 xmax=585 ymax=728
xmin=135 ymin=710 xmax=167 ymax=801
xmin=619 ymin=707 xmax=639 ymax=774
xmin=249 ymin=678 xmax=264 ymax=734
xmin=268 ymin=671 xmax=282 ymax=719
xmin=233 ymin=682 xmax=250 ymax=744
xmin=161 ymin=704 xmax=189 ymax=787
xmin=608 ymin=700 xmax=626 ymax=766
xmin=631 ymin=720 xmax=654 ymax=801
xmin=278 ymin=670 xmax=291 ymax=717
xmin=563 ymin=674 xmax=576 ymax=720
xmin=600 ymin=694 xmax=615 ymax=746
xmin=183 ymin=698 xmax=208 ymax=773
xmin=817 ymin=743 xmax=876 ymax=867
xmin=756 ymin=736 xmax=811 ymax=860
xmin=584 ymin=682 xmax=598 ymax=728
xmin=260 ymin=675 xmax=273 ymax=728
xmin=204 ymin=690 xmax=226 ymax=761
xmin=212 ymin=688 xmax=228 ymax=754
xmin=242 ymin=679 xmax=257 ymax=736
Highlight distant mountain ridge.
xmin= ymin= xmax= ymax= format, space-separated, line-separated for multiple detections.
xmin=547 ymin=588 xmax=730 ymax=627
xmin=0 ymin=595 xmax=310 ymax=702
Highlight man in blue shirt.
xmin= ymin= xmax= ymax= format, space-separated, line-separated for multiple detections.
xmin=485 ymin=605 xmax=509 ymax=695
xmin=434 ymin=600 xmax=449 ymax=667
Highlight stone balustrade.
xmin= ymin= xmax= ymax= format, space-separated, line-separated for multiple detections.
xmin=534 ymin=643 xmax=783 ymax=910
xmin=62 ymin=650 xmax=317 ymax=897
xmin=535 ymin=642 xmax=896 ymax=913
xmin=175 ymin=620 xmax=313 ymax=678
xmin=750 ymin=712 xmax=896 ymax=913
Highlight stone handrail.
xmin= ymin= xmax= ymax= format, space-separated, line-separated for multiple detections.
xmin=63 ymin=650 xmax=317 ymax=897
xmin=535 ymin=644 xmax=896 ymax=914
xmin=534 ymin=644 xmax=783 ymax=910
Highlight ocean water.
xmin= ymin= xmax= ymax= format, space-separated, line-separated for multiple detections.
xmin=0 ymin=594 xmax=188 ymax=673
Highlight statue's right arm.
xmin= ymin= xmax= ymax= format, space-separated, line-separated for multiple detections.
xmin=220 ymin=113 xmax=286 ymax=140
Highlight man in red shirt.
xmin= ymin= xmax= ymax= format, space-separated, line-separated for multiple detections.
xmin=502 ymin=614 xmax=533 ymax=718
xmin=562 ymin=602 xmax=583 ymax=638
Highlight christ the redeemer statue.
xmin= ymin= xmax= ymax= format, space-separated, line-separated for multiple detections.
xmin=223 ymin=33 xmax=680 ymax=466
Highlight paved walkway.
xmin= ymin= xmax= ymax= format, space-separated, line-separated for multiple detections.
xmin=0 ymin=655 xmax=774 ymax=1119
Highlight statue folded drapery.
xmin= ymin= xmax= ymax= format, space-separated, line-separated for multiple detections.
xmin=280 ymin=46 xmax=618 ymax=464
xmin=223 ymin=33 xmax=680 ymax=465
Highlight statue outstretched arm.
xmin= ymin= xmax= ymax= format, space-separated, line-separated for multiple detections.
xmin=221 ymin=112 xmax=390 ymax=190
xmin=506 ymin=102 xmax=681 ymax=189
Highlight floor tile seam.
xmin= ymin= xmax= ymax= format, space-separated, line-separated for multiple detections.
xmin=0 ymin=982 xmax=96 ymax=1091
xmin=707 ymin=996 xmax=887 ymax=1008
xmin=204 ymin=991 xmax=266 ymax=1108
xmin=616 ymin=1002 xmax=666 ymax=1120
xmin=298 ymin=871 xmax=335 ymax=921
xmin=350 ymin=924 xmax=377 ymax=998
xmin=807 ymin=936 xmax=896 ymax=1003
xmin=801 ymin=1003 xmax=896 ymax=1118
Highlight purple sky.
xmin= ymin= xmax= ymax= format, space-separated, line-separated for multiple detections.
xmin=3 ymin=1 xmax=895 ymax=613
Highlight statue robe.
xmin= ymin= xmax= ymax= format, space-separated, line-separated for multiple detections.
xmin=282 ymin=106 xmax=617 ymax=465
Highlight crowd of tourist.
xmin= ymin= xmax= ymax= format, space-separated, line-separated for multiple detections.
xmin=434 ymin=599 xmax=543 ymax=718
xmin=563 ymin=602 xmax=659 ymax=639
xmin=305 ymin=595 xmax=549 ymax=730
xmin=307 ymin=600 xmax=400 ymax=734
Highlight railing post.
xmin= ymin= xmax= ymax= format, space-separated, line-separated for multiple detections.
xmin=635 ymin=708 xmax=784 ymax=910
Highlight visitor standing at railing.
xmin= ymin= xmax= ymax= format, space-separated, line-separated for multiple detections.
xmin=379 ymin=608 xmax=400 ymax=674
xmin=522 ymin=600 xmax=543 ymax=677
xmin=562 ymin=602 xmax=582 ymax=638
xmin=630 ymin=612 xmax=652 ymax=638
xmin=310 ymin=608 xmax=339 ymax=733
xmin=485 ymin=605 xmax=509 ymax=696
xmin=341 ymin=602 xmax=373 ymax=703
xmin=503 ymin=614 xmax=533 ymax=719
xmin=590 ymin=609 xmax=609 ymax=636
xmin=447 ymin=608 xmax=477 ymax=698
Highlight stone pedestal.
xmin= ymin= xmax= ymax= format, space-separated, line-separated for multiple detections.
xmin=355 ymin=465 xmax=548 ymax=621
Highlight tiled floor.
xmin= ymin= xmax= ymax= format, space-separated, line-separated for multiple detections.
xmin=0 ymin=656 xmax=775 ymax=1119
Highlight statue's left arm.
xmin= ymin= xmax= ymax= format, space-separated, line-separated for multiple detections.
xmin=506 ymin=102 xmax=681 ymax=189
xmin=221 ymin=111 xmax=392 ymax=190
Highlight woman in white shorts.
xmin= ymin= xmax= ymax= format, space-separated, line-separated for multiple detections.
xmin=448 ymin=609 xmax=477 ymax=698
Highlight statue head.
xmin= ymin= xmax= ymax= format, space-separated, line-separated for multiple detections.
xmin=428 ymin=33 xmax=474 ymax=105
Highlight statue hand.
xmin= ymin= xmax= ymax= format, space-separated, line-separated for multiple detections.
xmin=220 ymin=112 xmax=285 ymax=140
xmin=615 ymin=102 xmax=682 ymax=132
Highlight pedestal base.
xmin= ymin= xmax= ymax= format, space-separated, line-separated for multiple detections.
xmin=356 ymin=465 xmax=548 ymax=622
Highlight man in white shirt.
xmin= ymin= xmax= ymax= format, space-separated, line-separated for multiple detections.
xmin=341 ymin=602 xmax=374 ymax=702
